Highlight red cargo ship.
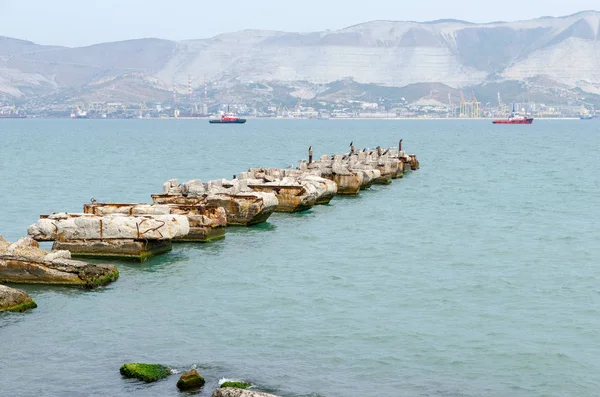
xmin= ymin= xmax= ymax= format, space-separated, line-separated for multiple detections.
xmin=493 ymin=104 xmax=533 ymax=124
xmin=209 ymin=113 xmax=247 ymax=124
xmin=492 ymin=114 xmax=533 ymax=124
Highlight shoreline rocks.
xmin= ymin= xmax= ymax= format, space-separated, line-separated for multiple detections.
xmin=119 ymin=363 xmax=172 ymax=383
xmin=0 ymin=236 xmax=118 ymax=287
xmin=176 ymin=369 xmax=205 ymax=391
xmin=0 ymin=284 xmax=37 ymax=312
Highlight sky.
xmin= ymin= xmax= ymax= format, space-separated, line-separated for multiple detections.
xmin=0 ymin=0 xmax=598 ymax=47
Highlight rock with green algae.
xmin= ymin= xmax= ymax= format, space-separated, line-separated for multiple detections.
xmin=211 ymin=388 xmax=280 ymax=397
xmin=0 ymin=284 xmax=37 ymax=312
xmin=119 ymin=363 xmax=171 ymax=383
xmin=176 ymin=369 xmax=205 ymax=390
xmin=220 ymin=381 xmax=252 ymax=389
xmin=0 ymin=235 xmax=119 ymax=288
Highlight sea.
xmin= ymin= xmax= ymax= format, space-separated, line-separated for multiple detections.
xmin=1 ymin=119 xmax=599 ymax=397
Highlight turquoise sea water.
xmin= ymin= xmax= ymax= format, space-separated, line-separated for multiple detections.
xmin=1 ymin=119 xmax=599 ymax=397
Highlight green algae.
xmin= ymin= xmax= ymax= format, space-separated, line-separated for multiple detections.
xmin=86 ymin=269 xmax=119 ymax=288
xmin=220 ymin=381 xmax=252 ymax=389
xmin=119 ymin=363 xmax=171 ymax=383
xmin=0 ymin=299 xmax=37 ymax=313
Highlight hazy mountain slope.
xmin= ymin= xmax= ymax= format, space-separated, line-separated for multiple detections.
xmin=1 ymin=11 xmax=599 ymax=102
xmin=0 ymin=38 xmax=176 ymax=97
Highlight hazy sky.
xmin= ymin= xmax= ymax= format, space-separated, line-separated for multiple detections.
xmin=0 ymin=0 xmax=598 ymax=47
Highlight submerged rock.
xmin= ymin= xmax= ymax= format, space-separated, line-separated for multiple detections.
xmin=220 ymin=381 xmax=252 ymax=389
xmin=0 ymin=236 xmax=118 ymax=288
xmin=212 ymin=388 xmax=280 ymax=397
xmin=0 ymin=284 xmax=37 ymax=312
xmin=119 ymin=363 xmax=171 ymax=383
xmin=176 ymin=369 xmax=205 ymax=391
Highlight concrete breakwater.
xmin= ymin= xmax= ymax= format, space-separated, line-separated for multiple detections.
xmin=300 ymin=143 xmax=419 ymax=194
xmin=9 ymin=142 xmax=418 ymax=264
xmin=160 ymin=142 xmax=418 ymax=212
xmin=0 ymin=235 xmax=118 ymax=288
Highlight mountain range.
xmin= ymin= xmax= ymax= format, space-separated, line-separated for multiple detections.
xmin=1 ymin=11 xmax=599 ymax=107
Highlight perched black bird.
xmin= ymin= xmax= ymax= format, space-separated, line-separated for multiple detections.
xmin=350 ymin=141 xmax=353 ymax=147
xmin=308 ymin=145 xmax=312 ymax=151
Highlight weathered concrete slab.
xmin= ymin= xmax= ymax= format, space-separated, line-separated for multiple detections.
xmin=247 ymin=184 xmax=316 ymax=212
xmin=0 ymin=284 xmax=37 ymax=312
xmin=152 ymin=193 xmax=277 ymax=226
xmin=169 ymin=205 xmax=226 ymax=242
xmin=52 ymin=239 xmax=172 ymax=262
xmin=83 ymin=203 xmax=172 ymax=216
xmin=83 ymin=203 xmax=226 ymax=243
xmin=0 ymin=236 xmax=119 ymax=287
xmin=330 ymin=173 xmax=363 ymax=195
xmin=302 ymin=175 xmax=338 ymax=204
xmin=242 ymin=168 xmax=337 ymax=206
xmin=28 ymin=213 xmax=189 ymax=241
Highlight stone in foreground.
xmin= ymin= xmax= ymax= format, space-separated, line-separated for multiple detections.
xmin=0 ymin=284 xmax=37 ymax=312
xmin=119 ymin=363 xmax=171 ymax=383
xmin=212 ymin=388 xmax=280 ymax=397
xmin=0 ymin=236 xmax=118 ymax=288
xmin=176 ymin=369 xmax=205 ymax=391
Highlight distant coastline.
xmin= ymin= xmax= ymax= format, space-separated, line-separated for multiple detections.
xmin=4 ymin=116 xmax=584 ymax=121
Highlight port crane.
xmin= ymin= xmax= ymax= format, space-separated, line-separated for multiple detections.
xmin=459 ymin=91 xmax=481 ymax=118
xmin=471 ymin=91 xmax=480 ymax=118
